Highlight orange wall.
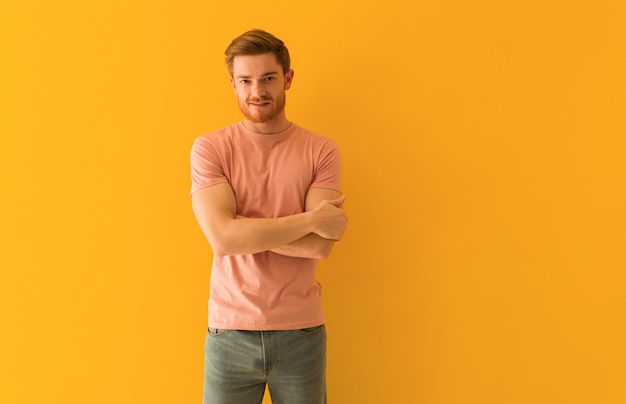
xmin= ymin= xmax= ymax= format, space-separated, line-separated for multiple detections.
xmin=1 ymin=1 xmax=625 ymax=403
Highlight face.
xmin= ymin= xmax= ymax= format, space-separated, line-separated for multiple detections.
xmin=230 ymin=53 xmax=294 ymax=125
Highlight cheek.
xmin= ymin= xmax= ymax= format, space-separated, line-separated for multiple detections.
xmin=234 ymin=89 xmax=247 ymax=101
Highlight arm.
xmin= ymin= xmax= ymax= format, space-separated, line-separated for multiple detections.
xmin=191 ymin=183 xmax=346 ymax=256
xmin=270 ymin=188 xmax=346 ymax=259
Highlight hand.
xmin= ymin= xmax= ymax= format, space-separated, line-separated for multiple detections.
xmin=311 ymin=196 xmax=348 ymax=240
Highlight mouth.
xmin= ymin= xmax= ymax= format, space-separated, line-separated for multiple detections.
xmin=248 ymin=100 xmax=271 ymax=107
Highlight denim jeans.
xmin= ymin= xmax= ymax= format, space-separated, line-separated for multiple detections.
xmin=202 ymin=325 xmax=327 ymax=404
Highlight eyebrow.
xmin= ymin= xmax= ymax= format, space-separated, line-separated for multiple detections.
xmin=235 ymin=71 xmax=279 ymax=79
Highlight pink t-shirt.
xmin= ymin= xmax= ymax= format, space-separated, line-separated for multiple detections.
xmin=190 ymin=122 xmax=341 ymax=330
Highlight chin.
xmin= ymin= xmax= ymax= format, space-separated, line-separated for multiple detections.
xmin=245 ymin=112 xmax=277 ymax=124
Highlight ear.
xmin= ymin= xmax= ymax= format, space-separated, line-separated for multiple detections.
xmin=284 ymin=69 xmax=294 ymax=90
xmin=229 ymin=76 xmax=237 ymax=94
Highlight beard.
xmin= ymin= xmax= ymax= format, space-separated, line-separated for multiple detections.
xmin=238 ymin=92 xmax=286 ymax=124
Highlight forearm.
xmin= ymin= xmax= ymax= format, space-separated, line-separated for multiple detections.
xmin=191 ymin=184 xmax=346 ymax=257
xmin=269 ymin=188 xmax=346 ymax=258
xmin=209 ymin=212 xmax=316 ymax=256
xmin=270 ymin=233 xmax=335 ymax=259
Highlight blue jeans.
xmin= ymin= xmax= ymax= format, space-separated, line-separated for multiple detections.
xmin=202 ymin=325 xmax=327 ymax=404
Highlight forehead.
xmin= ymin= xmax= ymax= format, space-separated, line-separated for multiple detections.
xmin=232 ymin=53 xmax=282 ymax=77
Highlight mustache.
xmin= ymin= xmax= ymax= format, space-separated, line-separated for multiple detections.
xmin=246 ymin=97 xmax=272 ymax=103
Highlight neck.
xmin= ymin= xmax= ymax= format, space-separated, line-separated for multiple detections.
xmin=242 ymin=115 xmax=292 ymax=134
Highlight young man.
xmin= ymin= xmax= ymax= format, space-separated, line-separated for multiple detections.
xmin=190 ymin=29 xmax=347 ymax=404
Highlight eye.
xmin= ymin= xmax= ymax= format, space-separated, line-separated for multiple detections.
xmin=240 ymin=79 xmax=250 ymax=84
xmin=264 ymin=76 xmax=276 ymax=82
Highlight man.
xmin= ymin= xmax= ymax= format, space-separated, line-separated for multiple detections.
xmin=190 ymin=29 xmax=347 ymax=404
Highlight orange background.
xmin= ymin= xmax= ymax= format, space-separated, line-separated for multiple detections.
xmin=1 ymin=1 xmax=625 ymax=403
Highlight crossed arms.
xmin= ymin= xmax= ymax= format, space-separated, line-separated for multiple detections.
xmin=191 ymin=183 xmax=347 ymax=259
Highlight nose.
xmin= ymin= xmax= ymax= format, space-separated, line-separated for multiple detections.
xmin=250 ymin=81 xmax=266 ymax=99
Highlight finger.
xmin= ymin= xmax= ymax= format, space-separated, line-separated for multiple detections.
xmin=326 ymin=195 xmax=346 ymax=207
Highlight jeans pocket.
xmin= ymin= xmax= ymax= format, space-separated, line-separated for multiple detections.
xmin=297 ymin=324 xmax=325 ymax=335
xmin=208 ymin=327 xmax=226 ymax=336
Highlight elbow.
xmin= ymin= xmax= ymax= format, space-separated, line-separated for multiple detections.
xmin=314 ymin=243 xmax=333 ymax=259
xmin=206 ymin=234 xmax=235 ymax=257
xmin=211 ymin=245 xmax=229 ymax=257
xmin=210 ymin=238 xmax=241 ymax=257
xmin=208 ymin=232 xmax=254 ymax=256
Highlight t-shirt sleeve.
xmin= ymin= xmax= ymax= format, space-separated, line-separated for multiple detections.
xmin=310 ymin=138 xmax=342 ymax=192
xmin=190 ymin=137 xmax=230 ymax=196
